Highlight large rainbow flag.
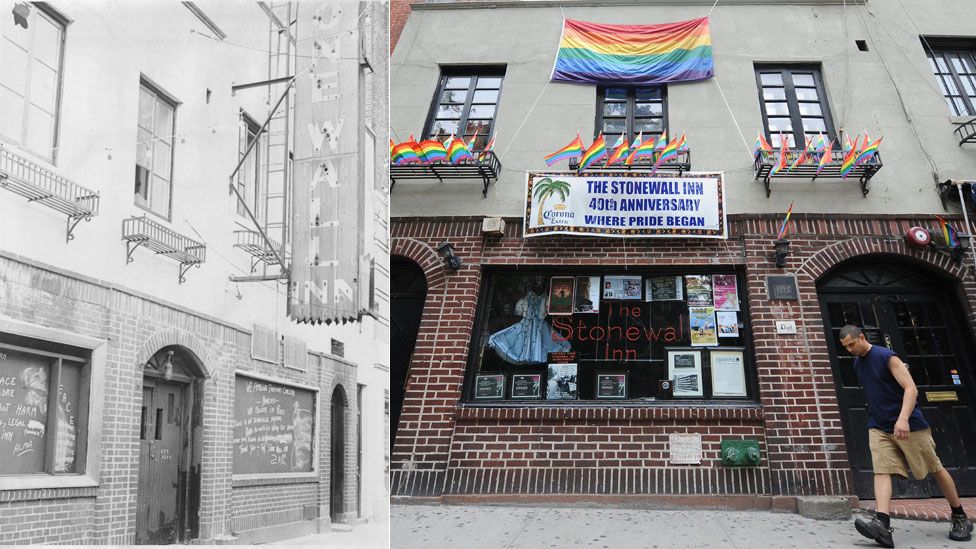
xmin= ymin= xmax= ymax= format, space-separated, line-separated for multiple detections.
xmin=551 ymin=17 xmax=714 ymax=85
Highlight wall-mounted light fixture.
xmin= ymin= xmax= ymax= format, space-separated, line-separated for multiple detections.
xmin=162 ymin=350 xmax=175 ymax=381
xmin=12 ymin=2 xmax=30 ymax=28
xmin=773 ymin=239 xmax=790 ymax=268
xmin=436 ymin=242 xmax=462 ymax=271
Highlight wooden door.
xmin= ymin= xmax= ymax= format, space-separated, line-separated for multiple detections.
xmin=136 ymin=380 xmax=186 ymax=544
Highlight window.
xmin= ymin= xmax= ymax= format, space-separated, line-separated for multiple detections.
xmin=466 ymin=270 xmax=754 ymax=403
xmin=237 ymin=113 xmax=263 ymax=221
xmin=423 ymin=67 xmax=505 ymax=151
xmin=923 ymin=40 xmax=976 ymax=117
xmin=595 ymin=86 xmax=667 ymax=145
xmin=0 ymin=4 xmax=66 ymax=162
xmin=135 ymin=80 xmax=177 ymax=219
xmin=0 ymin=340 xmax=89 ymax=475
xmin=755 ymin=66 xmax=835 ymax=148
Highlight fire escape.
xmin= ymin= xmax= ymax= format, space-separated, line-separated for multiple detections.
xmin=229 ymin=1 xmax=296 ymax=283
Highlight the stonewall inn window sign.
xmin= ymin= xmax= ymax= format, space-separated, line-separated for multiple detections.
xmin=524 ymin=172 xmax=727 ymax=238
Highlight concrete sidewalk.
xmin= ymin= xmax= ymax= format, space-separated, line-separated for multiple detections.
xmin=392 ymin=504 xmax=972 ymax=548
xmin=270 ymin=519 xmax=389 ymax=547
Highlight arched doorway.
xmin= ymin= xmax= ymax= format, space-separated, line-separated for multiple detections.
xmin=817 ymin=256 xmax=976 ymax=499
xmin=136 ymin=346 xmax=204 ymax=544
xmin=391 ymin=257 xmax=427 ymax=446
xmin=330 ymin=385 xmax=348 ymax=523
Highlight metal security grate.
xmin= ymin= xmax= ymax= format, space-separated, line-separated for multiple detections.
xmin=0 ymin=142 xmax=100 ymax=242
xmin=121 ymin=215 xmax=206 ymax=284
xmin=390 ymin=150 xmax=501 ymax=197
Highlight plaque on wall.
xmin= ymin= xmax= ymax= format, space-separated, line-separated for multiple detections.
xmin=596 ymin=373 xmax=627 ymax=399
xmin=765 ymin=275 xmax=799 ymax=301
xmin=669 ymin=433 xmax=703 ymax=464
xmin=474 ymin=374 xmax=505 ymax=399
xmin=511 ymin=374 xmax=542 ymax=399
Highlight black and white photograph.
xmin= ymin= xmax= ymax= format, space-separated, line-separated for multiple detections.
xmin=667 ymin=349 xmax=704 ymax=398
xmin=546 ymin=362 xmax=578 ymax=400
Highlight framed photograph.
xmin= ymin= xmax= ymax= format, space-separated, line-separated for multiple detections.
xmin=548 ymin=276 xmax=575 ymax=315
xmin=684 ymin=275 xmax=712 ymax=305
xmin=511 ymin=374 xmax=542 ymax=399
xmin=667 ymin=348 xmax=703 ymax=397
xmin=604 ymin=275 xmax=642 ymax=300
xmin=546 ymin=362 xmax=578 ymax=400
xmin=712 ymin=274 xmax=740 ymax=311
xmin=574 ymin=276 xmax=600 ymax=313
xmin=474 ymin=374 xmax=505 ymax=399
xmin=596 ymin=373 xmax=627 ymax=399
xmin=716 ymin=310 xmax=739 ymax=338
xmin=646 ymin=276 xmax=683 ymax=301
xmin=689 ymin=306 xmax=718 ymax=347
xmin=710 ymin=348 xmax=747 ymax=397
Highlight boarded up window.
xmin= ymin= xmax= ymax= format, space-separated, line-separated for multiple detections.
xmin=282 ymin=337 xmax=307 ymax=371
xmin=251 ymin=324 xmax=279 ymax=363
xmin=233 ymin=375 xmax=315 ymax=474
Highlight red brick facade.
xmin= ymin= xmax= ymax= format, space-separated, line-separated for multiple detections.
xmin=391 ymin=0 xmax=414 ymax=52
xmin=391 ymin=214 xmax=976 ymax=502
xmin=0 ymin=252 xmax=360 ymax=544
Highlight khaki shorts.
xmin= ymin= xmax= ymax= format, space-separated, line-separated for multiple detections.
xmin=868 ymin=428 xmax=944 ymax=480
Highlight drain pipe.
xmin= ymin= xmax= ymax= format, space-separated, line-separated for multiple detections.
xmin=949 ymin=180 xmax=976 ymax=275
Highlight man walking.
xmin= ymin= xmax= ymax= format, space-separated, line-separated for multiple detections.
xmin=839 ymin=325 xmax=972 ymax=547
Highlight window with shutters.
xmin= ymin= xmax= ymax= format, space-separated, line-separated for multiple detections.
xmin=250 ymin=324 xmax=279 ymax=364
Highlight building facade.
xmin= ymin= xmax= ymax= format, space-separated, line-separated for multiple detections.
xmin=391 ymin=0 xmax=976 ymax=508
xmin=0 ymin=0 xmax=389 ymax=544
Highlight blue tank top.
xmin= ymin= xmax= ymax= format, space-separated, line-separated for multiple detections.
xmin=853 ymin=345 xmax=929 ymax=433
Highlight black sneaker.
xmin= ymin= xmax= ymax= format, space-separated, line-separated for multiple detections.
xmin=855 ymin=516 xmax=894 ymax=548
xmin=950 ymin=514 xmax=974 ymax=542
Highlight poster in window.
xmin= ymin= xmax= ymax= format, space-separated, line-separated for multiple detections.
xmin=596 ymin=373 xmax=627 ymax=399
xmin=710 ymin=349 xmax=747 ymax=397
xmin=488 ymin=290 xmax=571 ymax=365
xmin=689 ymin=306 xmax=718 ymax=347
xmin=603 ymin=275 xmax=642 ymax=300
xmin=716 ymin=310 xmax=739 ymax=338
xmin=511 ymin=374 xmax=542 ymax=399
xmin=712 ymin=274 xmax=740 ymax=311
xmin=546 ymin=363 xmax=578 ymax=400
xmin=574 ymin=276 xmax=601 ymax=313
xmin=548 ymin=276 xmax=575 ymax=315
xmin=684 ymin=275 xmax=712 ymax=305
xmin=474 ymin=374 xmax=506 ymax=399
xmin=667 ymin=349 xmax=703 ymax=397
xmin=646 ymin=276 xmax=683 ymax=301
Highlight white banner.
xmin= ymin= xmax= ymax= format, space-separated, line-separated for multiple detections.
xmin=524 ymin=171 xmax=727 ymax=238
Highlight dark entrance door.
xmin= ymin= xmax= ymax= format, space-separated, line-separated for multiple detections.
xmin=137 ymin=379 xmax=187 ymax=544
xmin=330 ymin=387 xmax=346 ymax=523
xmin=391 ymin=257 xmax=427 ymax=446
xmin=819 ymin=263 xmax=976 ymax=499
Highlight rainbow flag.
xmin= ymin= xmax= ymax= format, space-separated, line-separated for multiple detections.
xmin=391 ymin=141 xmax=421 ymax=164
xmin=606 ymin=136 xmax=630 ymax=166
xmin=418 ymin=139 xmax=448 ymax=163
xmin=754 ymin=131 xmax=772 ymax=160
xmin=626 ymin=133 xmax=656 ymax=165
xmin=545 ymin=134 xmax=584 ymax=166
xmin=650 ymin=133 xmax=683 ymax=175
xmin=788 ymin=137 xmax=814 ymax=171
xmin=579 ymin=134 xmax=608 ymax=170
xmin=936 ymin=216 xmax=959 ymax=247
xmin=389 ymin=138 xmax=395 ymax=156
xmin=466 ymin=130 xmax=479 ymax=152
xmin=851 ymin=136 xmax=883 ymax=169
xmin=815 ymin=139 xmax=834 ymax=176
xmin=776 ymin=201 xmax=794 ymax=240
xmin=447 ymin=137 xmax=474 ymax=163
xmin=840 ymin=135 xmax=862 ymax=178
xmin=551 ymin=18 xmax=714 ymax=85
xmin=478 ymin=134 xmax=495 ymax=161
xmin=769 ymin=134 xmax=789 ymax=177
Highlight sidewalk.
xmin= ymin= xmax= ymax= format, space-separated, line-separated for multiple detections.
xmin=860 ymin=497 xmax=976 ymax=521
xmin=271 ymin=520 xmax=389 ymax=547
xmin=392 ymin=504 xmax=972 ymax=548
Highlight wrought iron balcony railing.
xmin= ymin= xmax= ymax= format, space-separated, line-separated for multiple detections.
xmin=955 ymin=118 xmax=976 ymax=145
xmin=0 ymin=142 xmax=100 ymax=242
xmin=234 ymin=229 xmax=285 ymax=272
xmin=122 ymin=215 xmax=206 ymax=284
xmin=569 ymin=149 xmax=692 ymax=175
xmin=754 ymin=148 xmax=883 ymax=197
xmin=390 ymin=150 xmax=501 ymax=197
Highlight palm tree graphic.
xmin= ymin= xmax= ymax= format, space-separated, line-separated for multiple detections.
xmin=533 ymin=178 xmax=571 ymax=226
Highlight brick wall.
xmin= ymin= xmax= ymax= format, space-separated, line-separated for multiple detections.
xmin=0 ymin=252 xmax=360 ymax=543
xmin=390 ymin=0 xmax=414 ymax=53
xmin=390 ymin=214 xmax=976 ymax=499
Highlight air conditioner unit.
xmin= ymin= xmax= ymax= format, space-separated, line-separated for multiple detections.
xmin=482 ymin=217 xmax=505 ymax=235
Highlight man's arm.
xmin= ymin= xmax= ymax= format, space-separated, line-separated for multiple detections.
xmin=888 ymin=355 xmax=919 ymax=439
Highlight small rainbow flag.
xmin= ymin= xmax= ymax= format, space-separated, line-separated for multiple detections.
xmin=391 ymin=142 xmax=421 ymax=164
xmin=650 ymin=133 xmax=683 ymax=175
xmin=754 ymin=131 xmax=772 ymax=160
xmin=389 ymin=138 xmax=395 ymax=156
xmin=447 ymin=137 xmax=474 ymax=164
xmin=545 ymin=134 xmax=584 ymax=166
xmin=606 ymin=136 xmax=630 ymax=166
xmin=579 ymin=134 xmax=608 ymax=171
xmin=840 ymin=135 xmax=862 ymax=178
xmin=769 ymin=134 xmax=789 ymax=177
xmin=478 ymin=134 xmax=495 ymax=161
xmin=788 ymin=137 xmax=814 ymax=171
xmin=776 ymin=201 xmax=795 ymax=240
xmin=815 ymin=139 xmax=835 ymax=176
xmin=936 ymin=216 xmax=959 ymax=247
xmin=418 ymin=139 xmax=447 ymax=163
xmin=851 ymin=136 xmax=883 ymax=169
xmin=466 ymin=130 xmax=479 ymax=152
xmin=552 ymin=18 xmax=714 ymax=85
xmin=626 ymin=133 xmax=656 ymax=165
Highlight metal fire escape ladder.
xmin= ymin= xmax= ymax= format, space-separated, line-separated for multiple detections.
xmin=228 ymin=1 xmax=295 ymax=283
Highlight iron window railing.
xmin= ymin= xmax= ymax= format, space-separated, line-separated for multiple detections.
xmin=122 ymin=215 xmax=206 ymax=284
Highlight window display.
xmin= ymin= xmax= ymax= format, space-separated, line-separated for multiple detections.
xmin=468 ymin=271 xmax=754 ymax=402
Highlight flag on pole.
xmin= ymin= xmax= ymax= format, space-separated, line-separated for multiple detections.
xmin=544 ymin=134 xmax=585 ymax=166
xmin=851 ymin=136 xmax=883 ymax=169
xmin=769 ymin=134 xmax=789 ymax=177
xmin=840 ymin=135 xmax=862 ymax=178
xmin=418 ymin=139 xmax=448 ymax=163
xmin=626 ymin=133 xmax=656 ymax=165
xmin=579 ymin=133 xmax=608 ymax=170
xmin=478 ymin=133 xmax=495 ymax=161
xmin=606 ymin=136 xmax=631 ymax=166
xmin=936 ymin=216 xmax=959 ymax=247
xmin=447 ymin=136 xmax=474 ymax=163
xmin=788 ymin=137 xmax=814 ymax=171
xmin=466 ymin=130 xmax=479 ymax=152
xmin=650 ymin=133 xmax=683 ymax=175
xmin=776 ymin=201 xmax=795 ymax=240
xmin=815 ymin=139 xmax=835 ymax=176
xmin=391 ymin=141 xmax=421 ymax=164
xmin=754 ymin=131 xmax=773 ymax=160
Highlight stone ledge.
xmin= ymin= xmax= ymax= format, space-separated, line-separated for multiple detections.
xmin=797 ymin=496 xmax=853 ymax=520
xmin=456 ymin=404 xmax=764 ymax=422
